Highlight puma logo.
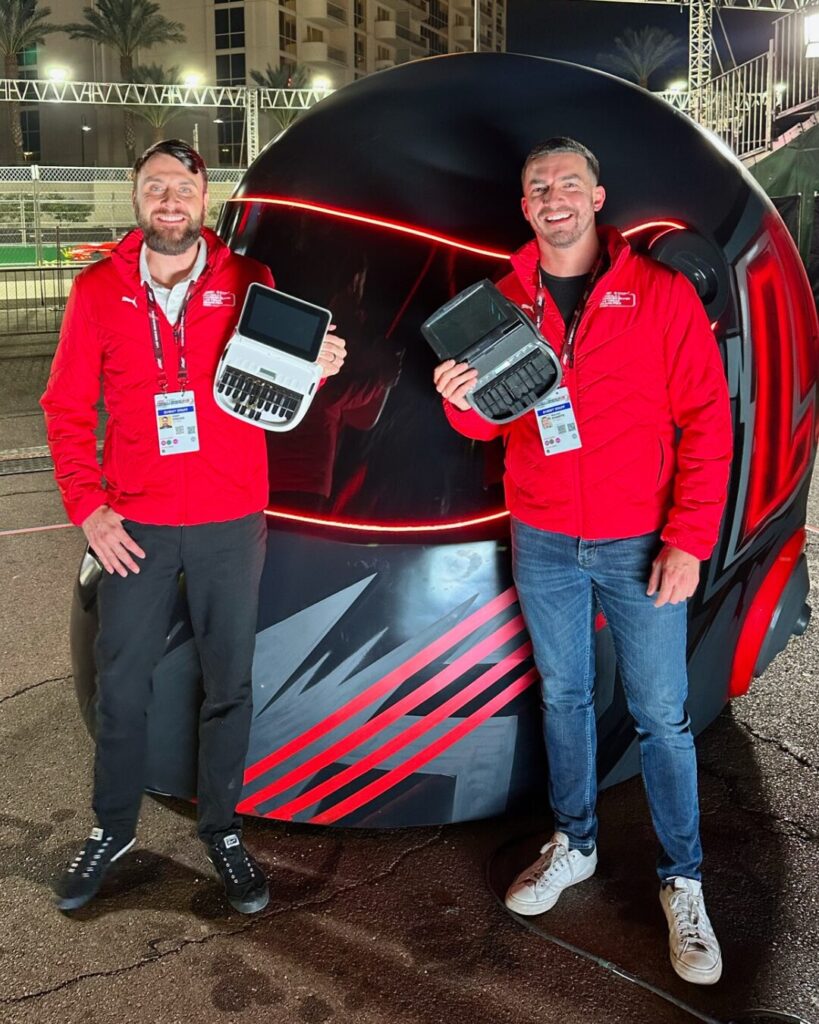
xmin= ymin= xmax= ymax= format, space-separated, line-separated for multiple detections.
xmin=121 ymin=296 xmax=137 ymax=307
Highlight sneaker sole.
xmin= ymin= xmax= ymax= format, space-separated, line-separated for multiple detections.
xmin=54 ymin=838 xmax=136 ymax=912
xmin=206 ymin=854 xmax=270 ymax=915
xmin=228 ymin=887 xmax=270 ymax=915
xmin=504 ymin=854 xmax=597 ymax=916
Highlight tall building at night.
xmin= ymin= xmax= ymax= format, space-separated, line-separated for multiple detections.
xmin=8 ymin=0 xmax=507 ymax=167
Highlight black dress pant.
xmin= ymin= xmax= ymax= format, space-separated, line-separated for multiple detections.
xmin=92 ymin=512 xmax=267 ymax=843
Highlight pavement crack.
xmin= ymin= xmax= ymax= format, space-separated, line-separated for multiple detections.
xmin=699 ymin=762 xmax=819 ymax=846
xmin=1 ymin=827 xmax=445 ymax=1006
xmin=0 ymin=675 xmax=69 ymax=706
xmin=735 ymin=718 xmax=818 ymax=772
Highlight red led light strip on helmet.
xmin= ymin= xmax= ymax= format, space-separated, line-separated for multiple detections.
xmin=233 ymin=198 xmax=686 ymax=535
xmin=228 ymin=196 xmax=686 ymax=262
xmin=228 ymin=195 xmax=512 ymax=260
xmin=263 ymin=507 xmax=510 ymax=533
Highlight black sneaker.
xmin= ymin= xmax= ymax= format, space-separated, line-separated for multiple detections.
xmin=206 ymin=832 xmax=269 ymax=914
xmin=55 ymin=827 xmax=135 ymax=911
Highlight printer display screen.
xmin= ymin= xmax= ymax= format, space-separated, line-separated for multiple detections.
xmin=424 ymin=284 xmax=514 ymax=361
xmin=239 ymin=285 xmax=329 ymax=362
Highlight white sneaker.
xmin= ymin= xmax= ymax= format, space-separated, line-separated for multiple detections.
xmin=660 ymin=876 xmax=723 ymax=985
xmin=504 ymin=832 xmax=597 ymax=916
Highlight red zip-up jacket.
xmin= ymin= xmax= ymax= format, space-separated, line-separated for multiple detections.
xmin=444 ymin=227 xmax=733 ymax=560
xmin=41 ymin=227 xmax=274 ymax=527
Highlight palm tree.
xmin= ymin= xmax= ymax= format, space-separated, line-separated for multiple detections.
xmin=0 ymin=0 xmax=60 ymax=163
xmin=64 ymin=0 xmax=185 ymax=164
xmin=596 ymin=27 xmax=683 ymax=90
xmin=249 ymin=63 xmax=309 ymax=134
xmin=129 ymin=63 xmax=181 ymax=143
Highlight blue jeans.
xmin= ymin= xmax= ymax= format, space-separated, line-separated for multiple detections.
xmin=511 ymin=519 xmax=702 ymax=882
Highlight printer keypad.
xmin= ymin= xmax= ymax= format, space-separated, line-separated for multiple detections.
xmin=217 ymin=366 xmax=302 ymax=423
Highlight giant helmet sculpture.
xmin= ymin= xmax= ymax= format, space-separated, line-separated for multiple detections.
xmin=72 ymin=54 xmax=818 ymax=828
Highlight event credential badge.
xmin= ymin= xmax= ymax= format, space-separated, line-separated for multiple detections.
xmin=534 ymin=386 xmax=582 ymax=456
xmin=155 ymin=391 xmax=200 ymax=456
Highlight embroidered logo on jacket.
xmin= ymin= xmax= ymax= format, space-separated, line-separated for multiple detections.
xmin=121 ymin=296 xmax=137 ymax=307
xmin=600 ymin=291 xmax=636 ymax=308
xmin=203 ymin=290 xmax=236 ymax=308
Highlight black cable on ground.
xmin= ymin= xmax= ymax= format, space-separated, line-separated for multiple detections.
xmin=486 ymin=856 xmax=815 ymax=1024
xmin=729 ymin=1012 xmax=816 ymax=1024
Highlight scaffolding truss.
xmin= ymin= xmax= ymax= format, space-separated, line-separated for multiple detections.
xmin=0 ymin=79 xmax=329 ymax=112
xmin=1 ymin=0 xmax=819 ymax=165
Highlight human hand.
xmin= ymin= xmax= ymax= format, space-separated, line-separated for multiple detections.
xmin=317 ymin=326 xmax=347 ymax=378
xmin=82 ymin=505 xmax=146 ymax=577
xmin=433 ymin=359 xmax=478 ymax=412
xmin=647 ymin=544 xmax=700 ymax=607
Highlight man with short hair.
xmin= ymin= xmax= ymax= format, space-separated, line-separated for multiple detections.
xmin=42 ymin=139 xmax=346 ymax=914
xmin=434 ymin=137 xmax=732 ymax=984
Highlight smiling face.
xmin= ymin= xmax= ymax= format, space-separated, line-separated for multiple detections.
xmin=133 ymin=152 xmax=208 ymax=255
xmin=521 ymin=151 xmax=605 ymax=253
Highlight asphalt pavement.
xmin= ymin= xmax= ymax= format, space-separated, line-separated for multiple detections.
xmin=1 ymin=349 xmax=817 ymax=1024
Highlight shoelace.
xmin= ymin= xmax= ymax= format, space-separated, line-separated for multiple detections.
xmin=523 ymin=841 xmax=569 ymax=889
xmin=668 ymin=890 xmax=713 ymax=951
xmin=68 ymin=835 xmax=111 ymax=878
xmin=215 ymin=842 xmax=259 ymax=887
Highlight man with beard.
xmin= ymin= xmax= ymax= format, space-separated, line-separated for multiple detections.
xmin=42 ymin=140 xmax=346 ymax=914
xmin=434 ymin=138 xmax=732 ymax=985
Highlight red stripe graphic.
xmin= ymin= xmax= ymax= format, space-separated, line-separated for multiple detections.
xmin=310 ymin=668 xmax=539 ymax=825
xmin=264 ymin=640 xmax=533 ymax=820
xmin=245 ymin=613 xmax=528 ymax=812
xmin=241 ymin=586 xmax=519 ymax=789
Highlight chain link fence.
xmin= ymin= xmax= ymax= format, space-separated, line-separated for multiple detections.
xmin=0 ymin=166 xmax=242 ymax=343
xmin=0 ymin=165 xmax=242 ymax=269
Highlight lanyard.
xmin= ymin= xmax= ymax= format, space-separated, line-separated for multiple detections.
xmin=534 ymin=252 xmax=607 ymax=369
xmin=145 ymin=282 xmax=194 ymax=393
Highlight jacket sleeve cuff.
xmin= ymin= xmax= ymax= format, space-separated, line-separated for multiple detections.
xmin=68 ymin=490 xmax=109 ymax=528
xmin=443 ymin=400 xmax=504 ymax=441
xmin=659 ymin=526 xmax=714 ymax=562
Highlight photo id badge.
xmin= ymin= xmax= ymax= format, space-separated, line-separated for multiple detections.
xmin=155 ymin=391 xmax=200 ymax=456
xmin=535 ymin=386 xmax=582 ymax=456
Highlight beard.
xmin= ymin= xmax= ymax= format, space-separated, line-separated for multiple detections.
xmin=136 ymin=208 xmax=203 ymax=255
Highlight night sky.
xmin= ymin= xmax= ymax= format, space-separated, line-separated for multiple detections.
xmin=507 ymin=1 xmax=782 ymax=90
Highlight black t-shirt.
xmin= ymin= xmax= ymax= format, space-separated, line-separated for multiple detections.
xmin=539 ymin=266 xmax=590 ymax=328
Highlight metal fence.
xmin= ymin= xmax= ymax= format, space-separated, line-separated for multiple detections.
xmin=657 ymin=49 xmax=776 ymax=159
xmin=0 ymin=165 xmax=242 ymax=269
xmin=655 ymin=3 xmax=819 ymax=159
xmin=774 ymin=3 xmax=819 ymax=118
xmin=701 ymin=47 xmax=775 ymax=159
xmin=0 ymin=264 xmax=83 ymax=338
xmin=0 ymin=166 xmax=243 ymax=340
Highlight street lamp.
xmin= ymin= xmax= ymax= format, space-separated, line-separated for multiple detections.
xmin=182 ymin=71 xmax=204 ymax=88
xmin=80 ymin=115 xmax=92 ymax=165
xmin=312 ymin=76 xmax=332 ymax=94
xmin=46 ymin=65 xmax=70 ymax=82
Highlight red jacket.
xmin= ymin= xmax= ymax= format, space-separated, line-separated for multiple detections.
xmin=444 ymin=228 xmax=733 ymax=560
xmin=41 ymin=227 xmax=274 ymax=527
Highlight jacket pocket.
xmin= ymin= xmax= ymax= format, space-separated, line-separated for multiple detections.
xmin=656 ymin=435 xmax=675 ymax=488
xmin=106 ymin=429 xmax=147 ymax=495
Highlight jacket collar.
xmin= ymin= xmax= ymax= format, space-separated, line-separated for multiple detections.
xmin=509 ymin=224 xmax=631 ymax=301
xmin=110 ymin=225 xmax=230 ymax=288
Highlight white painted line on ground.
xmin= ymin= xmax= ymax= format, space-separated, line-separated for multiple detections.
xmin=0 ymin=522 xmax=72 ymax=537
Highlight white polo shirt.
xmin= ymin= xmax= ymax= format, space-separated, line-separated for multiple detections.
xmin=139 ymin=237 xmax=208 ymax=325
